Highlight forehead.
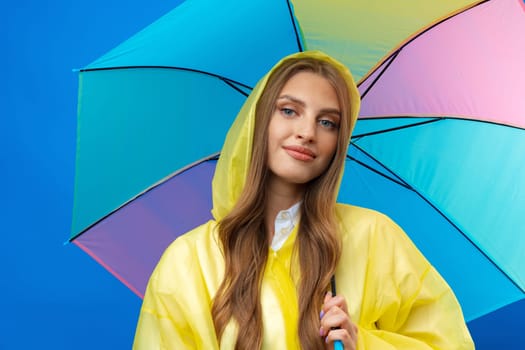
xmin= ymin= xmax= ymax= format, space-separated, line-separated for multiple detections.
xmin=278 ymin=71 xmax=340 ymax=108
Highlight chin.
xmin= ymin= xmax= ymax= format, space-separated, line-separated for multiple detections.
xmin=269 ymin=165 xmax=325 ymax=187
xmin=285 ymin=172 xmax=322 ymax=185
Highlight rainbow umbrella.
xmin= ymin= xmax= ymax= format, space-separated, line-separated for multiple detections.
xmin=70 ymin=0 xmax=525 ymax=342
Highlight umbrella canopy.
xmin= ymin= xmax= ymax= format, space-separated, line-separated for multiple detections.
xmin=70 ymin=0 xmax=525 ymax=328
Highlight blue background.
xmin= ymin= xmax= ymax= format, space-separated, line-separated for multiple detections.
xmin=3 ymin=0 xmax=523 ymax=348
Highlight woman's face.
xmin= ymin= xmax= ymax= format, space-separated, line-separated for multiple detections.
xmin=266 ymin=71 xmax=340 ymax=190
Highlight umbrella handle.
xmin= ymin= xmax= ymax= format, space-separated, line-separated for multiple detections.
xmin=330 ymin=276 xmax=345 ymax=350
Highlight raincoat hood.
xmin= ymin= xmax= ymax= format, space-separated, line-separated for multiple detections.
xmin=211 ymin=51 xmax=361 ymax=221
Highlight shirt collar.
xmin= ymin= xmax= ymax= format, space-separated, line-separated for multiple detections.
xmin=271 ymin=201 xmax=301 ymax=251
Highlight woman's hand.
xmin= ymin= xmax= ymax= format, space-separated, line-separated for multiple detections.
xmin=319 ymin=292 xmax=358 ymax=350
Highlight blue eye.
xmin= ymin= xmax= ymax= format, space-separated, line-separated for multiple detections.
xmin=319 ymin=119 xmax=338 ymax=129
xmin=281 ymin=108 xmax=296 ymax=117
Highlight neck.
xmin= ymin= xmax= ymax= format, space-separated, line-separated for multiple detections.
xmin=264 ymin=175 xmax=304 ymax=242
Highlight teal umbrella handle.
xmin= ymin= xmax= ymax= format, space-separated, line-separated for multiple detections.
xmin=330 ymin=277 xmax=345 ymax=350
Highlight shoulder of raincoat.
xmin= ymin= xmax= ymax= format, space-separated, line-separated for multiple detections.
xmin=133 ymin=51 xmax=474 ymax=349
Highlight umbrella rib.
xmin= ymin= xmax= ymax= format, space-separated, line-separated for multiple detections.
xmin=441 ymin=116 xmax=525 ymax=131
xmin=80 ymin=65 xmax=253 ymax=94
xmin=220 ymin=78 xmax=250 ymax=97
xmin=68 ymin=152 xmax=220 ymax=242
xmin=357 ymin=0 xmax=490 ymax=88
xmin=356 ymin=116 xmax=525 ymax=132
xmin=346 ymin=154 xmax=410 ymax=189
xmin=352 ymin=117 xmax=442 ymax=139
xmin=286 ymin=0 xmax=303 ymax=52
xmin=349 ymin=143 xmax=410 ymax=187
xmin=360 ymin=50 xmax=400 ymax=100
xmin=349 ymin=143 xmax=525 ymax=294
xmin=409 ymin=190 xmax=524 ymax=294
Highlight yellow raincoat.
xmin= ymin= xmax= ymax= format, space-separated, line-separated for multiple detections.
xmin=133 ymin=51 xmax=474 ymax=349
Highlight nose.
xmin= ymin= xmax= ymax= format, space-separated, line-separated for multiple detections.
xmin=295 ymin=118 xmax=316 ymax=142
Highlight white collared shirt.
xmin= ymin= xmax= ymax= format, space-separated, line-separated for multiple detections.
xmin=271 ymin=202 xmax=301 ymax=251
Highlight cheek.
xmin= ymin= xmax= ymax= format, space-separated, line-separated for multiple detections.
xmin=324 ymin=135 xmax=339 ymax=158
xmin=267 ymin=117 xmax=279 ymax=145
xmin=324 ymin=138 xmax=339 ymax=171
xmin=267 ymin=122 xmax=285 ymax=148
xmin=266 ymin=122 xmax=281 ymax=159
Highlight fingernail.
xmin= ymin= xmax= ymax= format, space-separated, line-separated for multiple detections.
xmin=319 ymin=310 xmax=325 ymax=319
xmin=319 ymin=327 xmax=324 ymax=337
xmin=325 ymin=336 xmax=329 ymax=344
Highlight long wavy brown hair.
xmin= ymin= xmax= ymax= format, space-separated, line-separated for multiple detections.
xmin=211 ymin=56 xmax=353 ymax=349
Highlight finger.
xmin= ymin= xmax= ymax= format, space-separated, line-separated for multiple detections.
xmin=322 ymin=295 xmax=349 ymax=315
xmin=320 ymin=306 xmax=358 ymax=342
xmin=320 ymin=292 xmax=332 ymax=321
xmin=320 ymin=306 xmax=345 ymax=338
xmin=324 ymin=291 xmax=332 ymax=304
xmin=320 ymin=306 xmax=348 ymax=330
xmin=325 ymin=329 xmax=356 ymax=350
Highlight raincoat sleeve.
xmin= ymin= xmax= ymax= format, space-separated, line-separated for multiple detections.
xmin=133 ymin=281 xmax=194 ymax=349
xmin=133 ymin=243 xmax=197 ymax=349
xmin=356 ymin=268 xmax=475 ymax=350
xmin=340 ymin=208 xmax=474 ymax=350
xmin=132 ymin=225 xmax=221 ymax=350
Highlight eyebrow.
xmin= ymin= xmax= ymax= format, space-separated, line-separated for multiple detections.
xmin=277 ymin=95 xmax=341 ymax=117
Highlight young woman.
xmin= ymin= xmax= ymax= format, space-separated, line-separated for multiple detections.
xmin=133 ymin=51 xmax=474 ymax=349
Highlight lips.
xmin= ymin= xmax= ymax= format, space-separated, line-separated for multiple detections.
xmin=283 ymin=145 xmax=316 ymax=161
